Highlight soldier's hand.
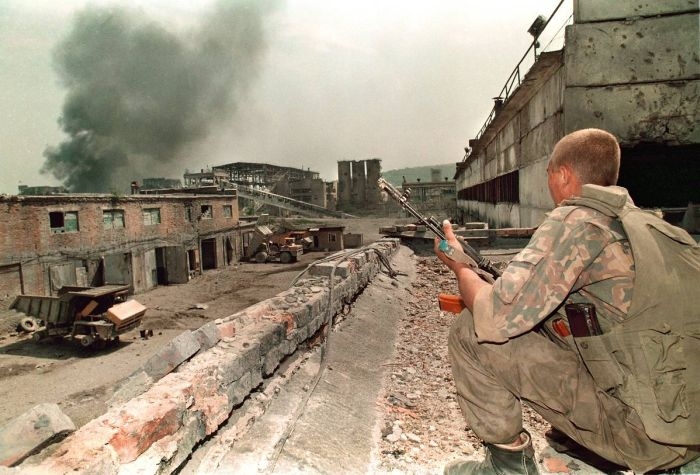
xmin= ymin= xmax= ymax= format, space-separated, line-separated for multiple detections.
xmin=434 ymin=220 xmax=469 ymax=272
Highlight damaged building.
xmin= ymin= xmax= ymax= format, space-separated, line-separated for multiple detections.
xmin=401 ymin=168 xmax=458 ymax=219
xmin=456 ymin=1 xmax=699 ymax=228
xmin=139 ymin=178 xmax=183 ymax=191
xmin=0 ymin=193 xmax=242 ymax=309
xmin=212 ymin=162 xmax=332 ymax=207
xmin=174 ymin=163 xmax=338 ymax=215
xmin=337 ymin=159 xmax=382 ymax=212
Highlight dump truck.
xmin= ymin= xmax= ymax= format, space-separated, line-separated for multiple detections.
xmin=10 ymin=284 xmax=145 ymax=348
xmin=271 ymin=230 xmax=314 ymax=250
xmin=246 ymin=226 xmax=304 ymax=263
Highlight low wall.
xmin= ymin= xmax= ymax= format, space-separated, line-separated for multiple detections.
xmin=5 ymin=239 xmax=399 ymax=475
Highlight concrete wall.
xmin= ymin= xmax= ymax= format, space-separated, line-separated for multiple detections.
xmin=564 ymin=4 xmax=700 ymax=143
xmin=351 ymin=161 xmax=367 ymax=207
xmin=365 ymin=159 xmax=382 ymax=206
xmin=456 ymin=63 xmax=565 ymax=228
xmin=288 ymin=178 xmax=327 ymax=208
xmin=336 ymin=161 xmax=352 ymax=208
xmin=325 ymin=181 xmax=338 ymax=211
xmin=6 ymin=240 xmax=399 ymax=474
xmin=456 ymin=0 xmax=699 ymax=227
xmin=573 ymin=0 xmax=698 ymax=24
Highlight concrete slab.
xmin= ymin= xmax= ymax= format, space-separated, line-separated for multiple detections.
xmin=0 ymin=403 xmax=75 ymax=467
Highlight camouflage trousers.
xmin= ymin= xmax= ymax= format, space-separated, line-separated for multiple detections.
xmin=448 ymin=311 xmax=698 ymax=473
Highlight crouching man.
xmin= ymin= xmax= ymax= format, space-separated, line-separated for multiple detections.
xmin=435 ymin=128 xmax=700 ymax=474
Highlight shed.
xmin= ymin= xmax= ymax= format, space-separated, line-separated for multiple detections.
xmin=308 ymin=226 xmax=345 ymax=252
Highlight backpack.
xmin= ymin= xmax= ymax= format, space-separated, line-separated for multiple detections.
xmin=567 ymin=185 xmax=700 ymax=445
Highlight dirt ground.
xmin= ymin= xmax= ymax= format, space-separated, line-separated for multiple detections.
xmin=0 ymin=217 xmax=409 ymax=429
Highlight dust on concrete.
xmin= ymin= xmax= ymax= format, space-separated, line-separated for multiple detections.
xmin=0 ymin=216 xmax=408 ymax=429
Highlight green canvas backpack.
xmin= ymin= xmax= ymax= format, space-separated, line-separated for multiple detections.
xmin=566 ymin=184 xmax=700 ymax=445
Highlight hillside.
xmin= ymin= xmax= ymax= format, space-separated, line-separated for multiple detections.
xmin=380 ymin=163 xmax=456 ymax=186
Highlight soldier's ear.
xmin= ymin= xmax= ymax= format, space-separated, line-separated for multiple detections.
xmin=558 ymin=164 xmax=574 ymax=185
xmin=559 ymin=163 xmax=584 ymax=197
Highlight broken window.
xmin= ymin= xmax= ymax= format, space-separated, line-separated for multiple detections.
xmin=103 ymin=209 xmax=125 ymax=229
xmin=143 ymin=208 xmax=161 ymax=226
xmin=200 ymin=205 xmax=213 ymax=220
xmin=185 ymin=206 xmax=193 ymax=222
xmin=328 ymin=233 xmax=337 ymax=243
xmin=49 ymin=211 xmax=79 ymax=233
xmin=222 ymin=205 xmax=233 ymax=218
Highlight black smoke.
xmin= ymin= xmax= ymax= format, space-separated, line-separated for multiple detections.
xmin=42 ymin=0 xmax=277 ymax=192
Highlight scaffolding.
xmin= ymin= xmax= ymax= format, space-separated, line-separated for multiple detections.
xmin=213 ymin=162 xmax=319 ymax=189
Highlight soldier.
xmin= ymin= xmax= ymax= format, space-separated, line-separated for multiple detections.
xmin=436 ymin=128 xmax=699 ymax=474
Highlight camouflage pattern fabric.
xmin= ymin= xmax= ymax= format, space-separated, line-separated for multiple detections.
xmin=472 ymin=203 xmax=634 ymax=343
xmin=448 ymin=309 xmax=697 ymax=473
xmin=448 ymin=188 xmax=699 ymax=472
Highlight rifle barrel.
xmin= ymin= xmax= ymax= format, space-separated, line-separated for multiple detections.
xmin=377 ymin=177 xmax=502 ymax=279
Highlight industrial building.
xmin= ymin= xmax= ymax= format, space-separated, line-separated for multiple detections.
xmin=337 ymin=159 xmax=382 ymax=212
xmin=0 ymin=193 xmax=242 ymax=308
xmin=275 ymin=176 xmax=327 ymax=209
xmin=178 ymin=163 xmax=336 ymax=216
xmin=17 ymin=185 xmax=68 ymax=196
xmin=456 ymin=1 xmax=699 ymax=228
xmin=139 ymin=178 xmax=182 ymax=191
xmin=213 ymin=162 xmax=319 ymax=188
xmin=401 ymin=168 xmax=458 ymax=219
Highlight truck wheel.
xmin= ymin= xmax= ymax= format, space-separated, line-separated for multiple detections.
xmin=280 ymin=252 xmax=292 ymax=264
xmin=79 ymin=335 xmax=94 ymax=348
xmin=255 ymin=251 xmax=268 ymax=263
xmin=19 ymin=317 xmax=39 ymax=333
xmin=32 ymin=331 xmax=46 ymax=343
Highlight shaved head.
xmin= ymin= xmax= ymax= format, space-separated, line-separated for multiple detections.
xmin=550 ymin=128 xmax=620 ymax=186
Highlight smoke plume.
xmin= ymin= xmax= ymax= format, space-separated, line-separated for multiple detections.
xmin=42 ymin=0 xmax=277 ymax=192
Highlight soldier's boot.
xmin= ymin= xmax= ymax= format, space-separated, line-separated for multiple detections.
xmin=444 ymin=431 xmax=540 ymax=475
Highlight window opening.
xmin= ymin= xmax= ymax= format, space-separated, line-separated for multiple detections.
xmin=103 ymin=209 xmax=125 ymax=229
xmin=143 ymin=208 xmax=161 ymax=225
xmin=49 ymin=211 xmax=79 ymax=233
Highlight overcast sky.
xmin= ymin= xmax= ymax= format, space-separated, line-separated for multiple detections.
xmin=0 ymin=0 xmax=571 ymax=193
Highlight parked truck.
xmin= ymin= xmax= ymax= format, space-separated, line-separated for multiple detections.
xmin=271 ymin=230 xmax=314 ymax=250
xmin=246 ymin=225 xmax=304 ymax=263
xmin=10 ymin=284 xmax=145 ymax=348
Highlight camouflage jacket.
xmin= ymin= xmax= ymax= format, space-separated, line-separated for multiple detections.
xmin=472 ymin=187 xmax=635 ymax=343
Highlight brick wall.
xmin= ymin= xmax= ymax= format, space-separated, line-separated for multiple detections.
xmin=6 ymin=239 xmax=399 ymax=474
xmin=0 ymin=194 xmax=241 ymax=296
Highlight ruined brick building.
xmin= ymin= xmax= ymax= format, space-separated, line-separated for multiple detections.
xmin=0 ymin=193 xmax=241 ymax=308
xmin=456 ymin=1 xmax=699 ymax=228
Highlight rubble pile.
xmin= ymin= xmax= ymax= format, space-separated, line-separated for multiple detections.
xmin=375 ymin=255 xmax=550 ymax=473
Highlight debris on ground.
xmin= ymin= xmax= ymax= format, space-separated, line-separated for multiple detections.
xmin=375 ymin=255 xmax=552 ymax=474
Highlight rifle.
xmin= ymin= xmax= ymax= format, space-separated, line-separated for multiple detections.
xmin=378 ymin=177 xmax=501 ymax=312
